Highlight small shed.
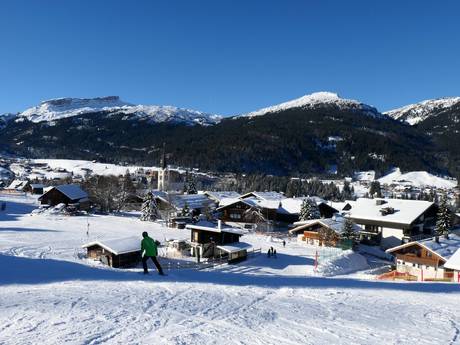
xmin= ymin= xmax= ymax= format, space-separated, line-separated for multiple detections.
xmin=82 ymin=237 xmax=141 ymax=268
xmin=217 ymin=242 xmax=252 ymax=263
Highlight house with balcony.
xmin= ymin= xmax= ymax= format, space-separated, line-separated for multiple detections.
xmin=386 ymin=233 xmax=460 ymax=282
xmin=346 ymin=198 xmax=438 ymax=249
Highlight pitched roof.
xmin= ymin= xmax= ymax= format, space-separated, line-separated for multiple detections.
xmin=55 ymin=184 xmax=88 ymax=201
xmin=240 ymin=191 xmax=286 ymax=201
xmin=7 ymin=179 xmax=29 ymax=190
xmin=204 ymin=191 xmax=241 ymax=202
xmin=444 ymin=248 xmax=460 ymax=270
xmin=82 ymin=236 xmax=141 ymax=255
xmin=290 ymin=216 xmax=361 ymax=235
xmin=348 ymin=198 xmax=434 ymax=226
xmin=152 ymin=191 xmax=212 ymax=210
xmin=185 ymin=222 xmax=245 ymax=235
xmin=387 ymin=233 xmax=460 ymax=262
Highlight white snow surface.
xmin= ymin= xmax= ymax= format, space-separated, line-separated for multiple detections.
xmin=385 ymin=96 xmax=460 ymax=125
xmin=241 ymin=92 xmax=384 ymax=119
xmin=379 ymin=168 xmax=457 ymax=189
xmin=1 ymin=194 xmax=460 ymax=345
xmin=15 ymin=96 xmax=222 ymax=125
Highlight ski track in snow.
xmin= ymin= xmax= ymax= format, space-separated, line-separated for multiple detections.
xmin=1 ymin=194 xmax=460 ymax=345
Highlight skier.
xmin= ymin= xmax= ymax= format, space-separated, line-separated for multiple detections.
xmin=141 ymin=232 xmax=165 ymax=275
xmin=282 ymin=240 xmax=286 ymax=247
xmin=273 ymin=249 xmax=277 ymax=258
xmin=267 ymin=248 xmax=271 ymax=258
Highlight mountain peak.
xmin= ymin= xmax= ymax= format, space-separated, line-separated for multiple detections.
xmin=385 ymin=96 xmax=460 ymax=125
xmin=241 ymin=91 xmax=383 ymax=118
xmin=15 ymin=96 xmax=221 ymax=126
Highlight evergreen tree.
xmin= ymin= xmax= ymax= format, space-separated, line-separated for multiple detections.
xmin=140 ymin=191 xmax=159 ymax=221
xmin=436 ymin=194 xmax=452 ymax=239
xmin=369 ymin=181 xmax=382 ymax=198
xmin=180 ymin=202 xmax=191 ymax=217
xmin=299 ymin=198 xmax=320 ymax=221
xmin=341 ymin=218 xmax=356 ymax=241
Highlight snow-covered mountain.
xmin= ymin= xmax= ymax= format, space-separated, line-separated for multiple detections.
xmin=13 ymin=96 xmax=222 ymax=126
xmin=385 ymin=97 xmax=460 ymax=125
xmin=240 ymin=92 xmax=386 ymax=119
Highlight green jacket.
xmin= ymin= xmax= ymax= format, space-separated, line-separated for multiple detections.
xmin=141 ymin=236 xmax=158 ymax=257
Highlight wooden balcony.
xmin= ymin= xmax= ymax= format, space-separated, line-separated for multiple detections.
xmin=396 ymin=253 xmax=439 ymax=267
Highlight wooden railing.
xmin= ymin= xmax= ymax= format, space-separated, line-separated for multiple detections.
xmin=377 ymin=270 xmax=417 ymax=281
xmin=396 ymin=254 xmax=438 ymax=267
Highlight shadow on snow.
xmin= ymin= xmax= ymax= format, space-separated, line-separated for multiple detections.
xmin=1 ymin=254 xmax=459 ymax=294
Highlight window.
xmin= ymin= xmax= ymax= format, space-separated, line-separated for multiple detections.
xmin=230 ymin=213 xmax=241 ymax=220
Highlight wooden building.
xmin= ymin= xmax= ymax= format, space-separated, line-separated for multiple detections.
xmin=82 ymin=237 xmax=141 ymax=268
xmin=185 ymin=221 xmax=248 ymax=260
xmin=38 ymin=184 xmax=90 ymax=210
xmin=289 ymin=216 xmax=360 ymax=248
xmin=386 ymin=233 xmax=460 ymax=282
xmin=26 ymin=183 xmax=44 ymax=195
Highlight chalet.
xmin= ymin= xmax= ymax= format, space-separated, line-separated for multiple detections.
xmin=386 ymin=233 xmax=460 ymax=282
xmin=38 ymin=184 xmax=90 ymax=210
xmin=289 ymin=216 xmax=361 ymax=248
xmin=153 ymin=191 xmax=213 ymax=216
xmin=186 ymin=221 xmax=250 ymax=262
xmin=217 ymin=195 xmax=338 ymax=227
xmin=346 ymin=198 xmax=438 ymax=249
xmin=217 ymin=198 xmax=280 ymax=225
xmin=82 ymin=237 xmax=141 ymax=268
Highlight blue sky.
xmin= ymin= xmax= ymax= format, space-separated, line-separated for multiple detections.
xmin=1 ymin=0 xmax=459 ymax=116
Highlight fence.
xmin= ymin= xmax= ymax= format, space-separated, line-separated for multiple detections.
xmin=160 ymin=247 xmax=262 ymax=271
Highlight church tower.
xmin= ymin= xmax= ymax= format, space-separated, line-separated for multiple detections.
xmin=157 ymin=143 xmax=169 ymax=191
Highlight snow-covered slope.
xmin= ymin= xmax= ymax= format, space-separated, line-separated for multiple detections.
xmin=1 ymin=195 xmax=460 ymax=345
xmin=14 ymin=96 xmax=222 ymax=126
xmin=241 ymin=92 xmax=385 ymax=119
xmin=385 ymin=97 xmax=460 ymax=125
xmin=378 ymin=168 xmax=457 ymax=188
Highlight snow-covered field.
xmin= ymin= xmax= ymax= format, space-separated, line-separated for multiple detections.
xmin=1 ymin=194 xmax=460 ymax=345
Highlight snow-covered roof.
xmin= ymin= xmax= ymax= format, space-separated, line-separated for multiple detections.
xmin=387 ymin=233 xmax=460 ymax=262
xmin=82 ymin=236 xmax=141 ymax=255
xmin=216 ymin=197 xmax=280 ymax=211
xmin=277 ymin=197 xmax=336 ymax=215
xmin=204 ymin=191 xmax=241 ymax=202
xmin=290 ymin=216 xmax=361 ymax=235
xmin=30 ymin=184 xmax=44 ymax=189
xmin=185 ymin=223 xmax=245 ymax=235
xmin=217 ymin=242 xmax=252 ymax=253
xmin=240 ymin=191 xmax=286 ymax=201
xmin=444 ymin=248 xmax=460 ymax=271
xmin=218 ymin=197 xmax=242 ymax=207
xmin=55 ymin=184 xmax=88 ymax=201
xmin=153 ymin=191 xmax=212 ymax=210
xmin=7 ymin=179 xmax=29 ymax=190
xmin=348 ymin=198 xmax=434 ymax=226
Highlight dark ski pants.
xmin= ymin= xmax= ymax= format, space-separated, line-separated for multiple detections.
xmin=142 ymin=255 xmax=164 ymax=274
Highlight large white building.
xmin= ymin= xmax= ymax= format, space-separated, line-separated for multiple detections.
xmin=346 ymin=198 xmax=438 ymax=249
